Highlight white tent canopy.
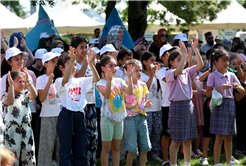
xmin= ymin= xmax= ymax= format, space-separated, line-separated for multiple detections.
xmin=190 ymin=0 xmax=246 ymax=30
xmin=83 ymin=9 xmax=106 ymax=24
xmin=0 ymin=3 xmax=27 ymax=36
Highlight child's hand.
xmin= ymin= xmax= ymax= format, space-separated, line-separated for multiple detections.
xmin=187 ymin=47 xmax=192 ymax=61
xmin=144 ymin=100 xmax=153 ymax=108
xmin=48 ymin=73 xmax=54 ymax=84
xmin=20 ymin=37 xmax=26 ymax=48
xmin=191 ymin=36 xmax=198 ymax=49
xmin=51 ymin=34 xmax=59 ymax=40
xmin=13 ymin=36 xmax=18 ymax=47
xmin=105 ymin=68 xmax=114 ymax=81
xmin=1 ymin=29 xmax=4 ymax=41
xmin=21 ymin=67 xmax=29 ymax=81
xmin=220 ymin=84 xmax=232 ymax=91
xmin=236 ymin=58 xmax=243 ymax=68
xmin=201 ymin=89 xmax=206 ymax=96
xmin=232 ymin=83 xmax=240 ymax=89
xmin=179 ymin=40 xmax=187 ymax=54
xmin=87 ymin=49 xmax=96 ymax=64
xmin=124 ymin=64 xmax=135 ymax=78
xmin=157 ymin=63 xmax=161 ymax=71
xmin=193 ymin=90 xmax=198 ymax=95
xmin=7 ymin=71 xmax=14 ymax=85
xmin=68 ymin=46 xmax=76 ymax=60
xmin=150 ymin=64 xmax=157 ymax=76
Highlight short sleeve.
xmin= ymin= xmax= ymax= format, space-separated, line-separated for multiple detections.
xmin=120 ymin=78 xmax=127 ymax=91
xmin=1 ymin=93 xmax=8 ymax=105
xmin=0 ymin=74 xmax=7 ymax=98
xmin=143 ymin=83 xmax=148 ymax=95
xmin=158 ymin=68 xmax=166 ymax=81
xmin=165 ymin=69 xmax=176 ymax=83
xmin=28 ymin=70 xmax=36 ymax=85
xmin=24 ymin=90 xmax=31 ymax=101
xmin=55 ymin=77 xmax=66 ymax=93
xmin=206 ymin=73 xmax=214 ymax=88
xmin=96 ymin=79 xmax=106 ymax=89
xmin=189 ymin=65 xmax=198 ymax=79
xmin=36 ymin=76 xmax=45 ymax=91
xmin=140 ymin=74 xmax=148 ymax=83
xmin=79 ymin=77 xmax=93 ymax=93
xmin=232 ymin=73 xmax=240 ymax=85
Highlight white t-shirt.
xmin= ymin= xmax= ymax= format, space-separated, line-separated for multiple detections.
xmin=140 ymin=73 xmax=161 ymax=112
xmin=55 ymin=77 xmax=93 ymax=112
xmin=76 ymin=62 xmax=95 ymax=104
xmin=36 ymin=74 xmax=61 ymax=117
xmin=1 ymin=73 xmax=33 ymax=99
xmin=114 ymin=67 xmax=127 ymax=81
xmin=157 ymin=67 xmax=171 ymax=107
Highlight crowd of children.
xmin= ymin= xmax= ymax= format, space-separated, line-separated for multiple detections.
xmin=1 ymin=27 xmax=246 ymax=166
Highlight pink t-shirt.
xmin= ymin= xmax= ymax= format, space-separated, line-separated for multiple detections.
xmin=207 ymin=69 xmax=240 ymax=98
xmin=165 ymin=65 xmax=197 ymax=102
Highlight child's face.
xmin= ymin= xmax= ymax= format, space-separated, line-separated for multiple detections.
xmin=121 ymin=55 xmax=133 ymax=66
xmin=229 ymin=58 xmax=237 ymax=70
xmin=75 ymin=42 xmax=87 ymax=58
xmin=202 ymin=55 xmax=208 ymax=68
xmin=13 ymin=74 xmax=25 ymax=93
xmin=170 ymin=54 xmax=182 ymax=69
xmin=35 ymin=59 xmax=43 ymax=68
xmin=8 ymin=54 xmax=25 ymax=71
xmin=242 ymin=65 xmax=246 ymax=79
xmin=161 ymin=52 xmax=169 ymax=67
xmin=44 ymin=57 xmax=58 ymax=73
xmin=143 ymin=56 xmax=156 ymax=70
xmin=57 ymin=43 xmax=64 ymax=50
xmin=215 ymin=55 xmax=230 ymax=71
xmin=103 ymin=59 xmax=117 ymax=76
xmin=132 ymin=64 xmax=142 ymax=81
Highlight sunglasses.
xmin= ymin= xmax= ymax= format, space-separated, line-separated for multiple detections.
xmin=207 ymin=37 xmax=213 ymax=40
xmin=45 ymin=37 xmax=52 ymax=42
xmin=14 ymin=80 xmax=26 ymax=84
xmin=161 ymin=34 xmax=168 ymax=38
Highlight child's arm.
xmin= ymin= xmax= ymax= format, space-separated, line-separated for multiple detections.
xmin=23 ymin=68 xmax=37 ymax=100
xmin=20 ymin=38 xmax=34 ymax=68
xmin=144 ymin=99 xmax=152 ymax=108
xmin=187 ymin=48 xmax=192 ymax=67
xmin=232 ymin=83 xmax=245 ymax=95
xmin=206 ymin=84 xmax=232 ymax=98
xmin=236 ymin=58 xmax=243 ymax=79
xmin=199 ymin=69 xmax=211 ymax=82
xmin=123 ymin=65 xmax=134 ymax=95
xmin=87 ymin=49 xmax=100 ymax=83
xmin=38 ymin=74 xmax=54 ymax=102
xmin=174 ymin=41 xmax=187 ymax=77
xmin=62 ymin=47 xmax=76 ymax=86
xmin=97 ymin=69 xmax=113 ymax=99
xmin=234 ymin=90 xmax=245 ymax=102
xmin=1 ymin=30 xmax=9 ymax=52
xmin=74 ymin=60 xmax=88 ymax=78
xmin=4 ymin=72 xmax=14 ymax=105
xmin=145 ymin=65 xmax=156 ymax=89
xmin=191 ymin=37 xmax=204 ymax=72
xmin=125 ymin=103 xmax=138 ymax=109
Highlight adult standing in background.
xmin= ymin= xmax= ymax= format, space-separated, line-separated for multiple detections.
xmin=202 ymin=31 xmax=214 ymax=53
xmin=94 ymin=28 xmax=100 ymax=38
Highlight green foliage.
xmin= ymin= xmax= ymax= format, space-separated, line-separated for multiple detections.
xmin=31 ymin=0 xmax=55 ymax=7
xmin=1 ymin=1 xmax=27 ymax=18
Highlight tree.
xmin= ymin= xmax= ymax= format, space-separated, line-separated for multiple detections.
xmin=1 ymin=1 xmax=27 ymax=18
xmin=31 ymin=0 xmax=231 ymax=41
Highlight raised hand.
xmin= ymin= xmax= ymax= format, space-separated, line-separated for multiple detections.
xmin=51 ymin=34 xmax=59 ymax=40
xmin=187 ymin=48 xmax=192 ymax=61
xmin=104 ymin=68 xmax=114 ymax=81
xmin=68 ymin=46 xmax=76 ymax=60
xmin=191 ymin=36 xmax=198 ymax=49
xmin=179 ymin=40 xmax=187 ymax=54
xmin=1 ymin=29 xmax=4 ymax=41
xmin=236 ymin=58 xmax=243 ymax=67
xmin=145 ymin=100 xmax=153 ymax=108
xmin=150 ymin=64 xmax=157 ymax=76
xmin=20 ymin=37 xmax=26 ymax=48
xmin=48 ymin=73 xmax=54 ymax=84
xmin=21 ymin=67 xmax=29 ymax=81
xmin=7 ymin=71 xmax=14 ymax=85
xmin=13 ymin=36 xmax=19 ymax=47
xmin=124 ymin=64 xmax=135 ymax=78
xmin=87 ymin=49 xmax=96 ymax=64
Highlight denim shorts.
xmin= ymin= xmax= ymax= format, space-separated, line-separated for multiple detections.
xmin=124 ymin=114 xmax=151 ymax=153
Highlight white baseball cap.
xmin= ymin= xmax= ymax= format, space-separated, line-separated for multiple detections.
xmin=87 ymin=47 xmax=100 ymax=54
xmin=51 ymin=48 xmax=64 ymax=54
xmin=215 ymin=35 xmax=222 ymax=40
xmin=40 ymin=32 xmax=50 ymax=39
xmin=35 ymin=49 xmax=48 ymax=60
xmin=89 ymin=38 xmax=99 ymax=45
xmin=42 ymin=52 xmax=60 ymax=65
xmin=173 ymin=33 xmax=188 ymax=42
xmin=5 ymin=47 xmax=24 ymax=61
xmin=159 ymin=44 xmax=173 ymax=58
xmin=100 ymin=44 xmax=118 ymax=56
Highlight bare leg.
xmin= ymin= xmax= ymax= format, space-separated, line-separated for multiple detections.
xmin=127 ymin=152 xmax=134 ymax=166
xmin=139 ymin=151 xmax=147 ymax=166
xmin=170 ymin=141 xmax=181 ymax=165
xmin=101 ymin=141 xmax=112 ymax=166
xmin=183 ymin=140 xmax=191 ymax=162
xmin=213 ymin=135 xmax=223 ymax=165
xmin=202 ymin=137 xmax=211 ymax=158
xmin=161 ymin=135 xmax=171 ymax=162
xmin=194 ymin=126 xmax=201 ymax=150
xmin=111 ymin=139 xmax=121 ymax=166
xmin=224 ymin=135 xmax=232 ymax=164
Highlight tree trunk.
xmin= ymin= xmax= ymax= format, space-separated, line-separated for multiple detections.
xmin=128 ymin=1 xmax=149 ymax=42
xmin=106 ymin=1 xmax=116 ymax=22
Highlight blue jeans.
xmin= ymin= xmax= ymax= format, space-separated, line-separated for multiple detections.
xmin=57 ymin=107 xmax=86 ymax=166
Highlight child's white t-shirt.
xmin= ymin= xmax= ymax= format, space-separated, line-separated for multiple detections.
xmin=36 ymin=74 xmax=61 ymax=117
xmin=114 ymin=67 xmax=127 ymax=81
xmin=76 ymin=62 xmax=95 ymax=104
xmin=157 ymin=67 xmax=171 ymax=107
xmin=55 ymin=77 xmax=93 ymax=112
xmin=140 ymin=73 xmax=161 ymax=112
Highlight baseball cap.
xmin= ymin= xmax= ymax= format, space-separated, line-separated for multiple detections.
xmin=159 ymin=44 xmax=173 ymax=58
xmin=173 ymin=33 xmax=188 ymax=42
xmin=100 ymin=44 xmax=118 ymax=56
xmin=51 ymin=48 xmax=64 ymax=54
xmin=89 ymin=38 xmax=99 ymax=45
xmin=40 ymin=32 xmax=50 ymax=39
xmin=215 ymin=35 xmax=222 ymax=40
xmin=42 ymin=52 xmax=60 ymax=65
xmin=35 ymin=49 xmax=48 ymax=60
xmin=5 ymin=47 xmax=24 ymax=61
xmin=87 ymin=47 xmax=100 ymax=54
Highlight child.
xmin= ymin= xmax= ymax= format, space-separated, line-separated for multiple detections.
xmin=1 ymin=70 xmax=38 ymax=165
xmin=55 ymin=47 xmax=100 ymax=165
xmin=0 ymin=146 xmax=17 ymax=166
xmin=36 ymin=52 xmax=60 ymax=165
xmin=140 ymin=52 xmax=162 ymax=162
xmin=165 ymin=37 xmax=204 ymax=166
xmin=234 ymin=62 xmax=246 ymax=157
xmin=115 ymin=48 xmax=133 ymax=80
xmin=206 ymin=49 xmax=245 ymax=166
xmin=229 ymin=53 xmax=241 ymax=70
xmin=96 ymin=55 xmax=134 ymax=166
xmin=124 ymin=59 xmax=152 ymax=166
xmin=71 ymin=37 xmax=98 ymax=165
xmin=158 ymin=44 xmax=176 ymax=166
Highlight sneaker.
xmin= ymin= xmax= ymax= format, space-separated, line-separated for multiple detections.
xmin=52 ymin=161 xmax=57 ymax=166
xmin=177 ymin=160 xmax=184 ymax=165
xmin=229 ymin=161 xmax=235 ymax=166
xmin=200 ymin=157 xmax=209 ymax=165
xmin=151 ymin=153 xmax=163 ymax=162
xmin=235 ymin=150 xmax=245 ymax=158
xmin=191 ymin=151 xmax=197 ymax=158
xmin=214 ymin=164 xmax=222 ymax=166
xmin=194 ymin=149 xmax=203 ymax=156
xmin=231 ymin=156 xmax=240 ymax=164
xmin=162 ymin=161 xmax=171 ymax=166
